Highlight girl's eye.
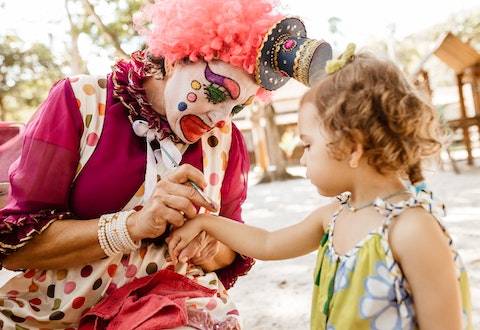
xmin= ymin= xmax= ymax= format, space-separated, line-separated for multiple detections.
xmin=303 ymin=144 xmax=310 ymax=150
xmin=231 ymin=104 xmax=245 ymax=115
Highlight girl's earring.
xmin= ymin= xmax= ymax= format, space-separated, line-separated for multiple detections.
xmin=349 ymin=143 xmax=363 ymax=169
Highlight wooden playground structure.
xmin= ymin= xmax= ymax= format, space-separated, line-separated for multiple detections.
xmin=414 ymin=32 xmax=480 ymax=170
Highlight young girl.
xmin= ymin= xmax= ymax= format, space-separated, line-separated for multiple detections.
xmin=167 ymin=44 xmax=473 ymax=330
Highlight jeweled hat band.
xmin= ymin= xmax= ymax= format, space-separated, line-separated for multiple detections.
xmin=255 ymin=17 xmax=333 ymax=91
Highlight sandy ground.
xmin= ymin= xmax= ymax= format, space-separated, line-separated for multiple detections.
xmin=229 ymin=166 xmax=480 ymax=329
xmin=0 ymin=166 xmax=478 ymax=329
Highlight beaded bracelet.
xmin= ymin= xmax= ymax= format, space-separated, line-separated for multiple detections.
xmin=97 ymin=214 xmax=115 ymax=256
xmin=97 ymin=210 xmax=139 ymax=256
xmin=106 ymin=214 xmax=123 ymax=254
xmin=117 ymin=210 xmax=140 ymax=250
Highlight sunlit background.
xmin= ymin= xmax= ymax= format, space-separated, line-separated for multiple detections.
xmin=1 ymin=0 xmax=479 ymax=121
xmin=1 ymin=1 xmax=479 ymax=328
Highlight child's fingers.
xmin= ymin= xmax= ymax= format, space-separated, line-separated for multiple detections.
xmin=177 ymin=242 xmax=200 ymax=264
xmin=172 ymin=239 xmax=190 ymax=263
xmin=173 ymin=244 xmax=190 ymax=262
xmin=192 ymin=241 xmax=219 ymax=264
xmin=167 ymin=235 xmax=182 ymax=262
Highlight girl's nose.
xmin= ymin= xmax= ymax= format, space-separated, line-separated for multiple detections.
xmin=216 ymin=120 xmax=226 ymax=128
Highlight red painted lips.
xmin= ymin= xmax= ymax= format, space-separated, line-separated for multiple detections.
xmin=180 ymin=115 xmax=212 ymax=142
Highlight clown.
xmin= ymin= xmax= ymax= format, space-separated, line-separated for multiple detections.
xmin=0 ymin=0 xmax=331 ymax=328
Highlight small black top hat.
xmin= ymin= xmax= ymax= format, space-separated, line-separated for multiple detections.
xmin=255 ymin=17 xmax=332 ymax=91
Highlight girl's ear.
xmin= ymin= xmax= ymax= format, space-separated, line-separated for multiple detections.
xmin=349 ymin=143 xmax=364 ymax=169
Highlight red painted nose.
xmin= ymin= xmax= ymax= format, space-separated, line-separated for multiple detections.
xmin=216 ymin=120 xmax=225 ymax=128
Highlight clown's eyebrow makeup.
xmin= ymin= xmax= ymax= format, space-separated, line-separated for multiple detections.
xmin=204 ymin=63 xmax=241 ymax=101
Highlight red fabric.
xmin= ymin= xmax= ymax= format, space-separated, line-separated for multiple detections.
xmin=0 ymin=80 xmax=80 ymax=256
xmin=0 ymin=123 xmax=24 ymax=182
xmin=79 ymin=269 xmax=215 ymax=330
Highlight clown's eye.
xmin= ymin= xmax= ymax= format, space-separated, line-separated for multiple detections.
xmin=231 ymin=104 xmax=245 ymax=116
xmin=204 ymin=84 xmax=228 ymax=104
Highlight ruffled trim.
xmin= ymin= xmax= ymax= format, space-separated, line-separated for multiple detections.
xmin=373 ymin=188 xmax=446 ymax=219
xmin=0 ymin=210 xmax=72 ymax=260
xmin=335 ymin=184 xmax=446 ymax=219
xmin=215 ymin=254 xmax=255 ymax=290
xmin=111 ymin=50 xmax=182 ymax=143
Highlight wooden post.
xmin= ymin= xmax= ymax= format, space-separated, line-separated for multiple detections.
xmin=465 ymin=66 xmax=480 ymax=115
xmin=465 ymin=65 xmax=480 ymax=140
xmin=421 ymin=70 xmax=433 ymax=100
xmin=263 ymin=103 xmax=295 ymax=180
xmin=456 ymin=73 xmax=474 ymax=165
xmin=249 ymin=103 xmax=271 ymax=181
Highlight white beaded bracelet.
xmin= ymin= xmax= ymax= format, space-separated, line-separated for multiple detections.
xmin=98 ymin=215 xmax=115 ymax=256
xmin=106 ymin=214 xmax=122 ymax=254
xmin=117 ymin=210 xmax=140 ymax=250
xmin=97 ymin=210 xmax=140 ymax=257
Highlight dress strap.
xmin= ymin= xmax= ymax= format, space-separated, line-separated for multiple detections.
xmin=328 ymin=193 xmax=349 ymax=231
xmin=373 ymin=187 xmax=446 ymax=239
xmin=324 ymin=193 xmax=350 ymax=259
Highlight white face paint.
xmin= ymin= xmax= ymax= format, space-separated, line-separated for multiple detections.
xmin=163 ymin=60 xmax=258 ymax=144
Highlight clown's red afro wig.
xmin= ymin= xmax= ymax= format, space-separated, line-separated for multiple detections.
xmin=134 ymin=0 xmax=283 ymax=75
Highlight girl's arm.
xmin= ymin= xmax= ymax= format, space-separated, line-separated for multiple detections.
xmin=168 ymin=202 xmax=338 ymax=262
xmin=390 ymin=208 xmax=463 ymax=330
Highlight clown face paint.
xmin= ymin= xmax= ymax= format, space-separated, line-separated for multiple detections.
xmin=163 ymin=60 xmax=258 ymax=144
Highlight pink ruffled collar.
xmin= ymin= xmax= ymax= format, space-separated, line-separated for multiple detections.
xmin=111 ymin=50 xmax=182 ymax=143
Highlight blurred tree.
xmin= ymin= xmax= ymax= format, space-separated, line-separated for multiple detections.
xmin=327 ymin=16 xmax=343 ymax=49
xmin=328 ymin=17 xmax=342 ymax=35
xmin=65 ymin=0 xmax=89 ymax=74
xmin=0 ymin=34 xmax=63 ymax=121
xmin=0 ymin=0 xmax=144 ymax=120
xmin=65 ymin=0 xmax=144 ymax=62
xmin=80 ymin=0 xmax=128 ymax=58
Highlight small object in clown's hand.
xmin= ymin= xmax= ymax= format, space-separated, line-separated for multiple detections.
xmin=188 ymin=181 xmax=218 ymax=212
xmin=159 ymin=143 xmax=218 ymax=212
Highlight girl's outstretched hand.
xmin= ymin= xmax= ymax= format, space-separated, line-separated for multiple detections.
xmin=167 ymin=216 xmax=205 ymax=263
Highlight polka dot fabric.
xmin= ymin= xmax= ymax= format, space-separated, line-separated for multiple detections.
xmin=0 ymin=244 xmax=240 ymax=328
xmin=69 ymin=75 xmax=107 ymax=179
xmin=200 ymin=121 xmax=232 ymax=215
xmin=0 ymin=76 xmax=238 ymax=328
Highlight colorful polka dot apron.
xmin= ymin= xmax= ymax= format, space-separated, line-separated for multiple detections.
xmin=0 ymin=75 xmax=240 ymax=329
xmin=311 ymin=190 xmax=473 ymax=330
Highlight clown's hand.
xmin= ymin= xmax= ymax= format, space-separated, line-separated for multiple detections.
xmin=167 ymin=218 xmax=205 ymax=263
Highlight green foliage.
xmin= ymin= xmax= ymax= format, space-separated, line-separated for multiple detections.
xmin=328 ymin=17 xmax=342 ymax=35
xmin=1 ymin=0 xmax=144 ymax=120
xmin=0 ymin=34 xmax=62 ymax=121
xmin=70 ymin=0 xmax=145 ymax=56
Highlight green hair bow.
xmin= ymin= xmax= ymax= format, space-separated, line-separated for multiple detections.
xmin=325 ymin=43 xmax=356 ymax=74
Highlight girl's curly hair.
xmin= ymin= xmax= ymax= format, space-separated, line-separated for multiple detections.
xmin=301 ymin=52 xmax=442 ymax=184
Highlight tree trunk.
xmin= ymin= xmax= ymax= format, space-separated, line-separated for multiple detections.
xmin=249 ymin=103 xmax=273 ymax=183
xmin=0 ymin=96 xmax=6 ymax=121
xmin=81 ymin=0 xmax=129 ymax=59
xmin=263 ymin=103 xmax=296 ymax=181
xmin=65 ymin=0 xmax=89 ymax=75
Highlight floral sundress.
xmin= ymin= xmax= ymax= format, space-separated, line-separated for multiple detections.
xmin=311 ymin=190 xmax=473 ymax=330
